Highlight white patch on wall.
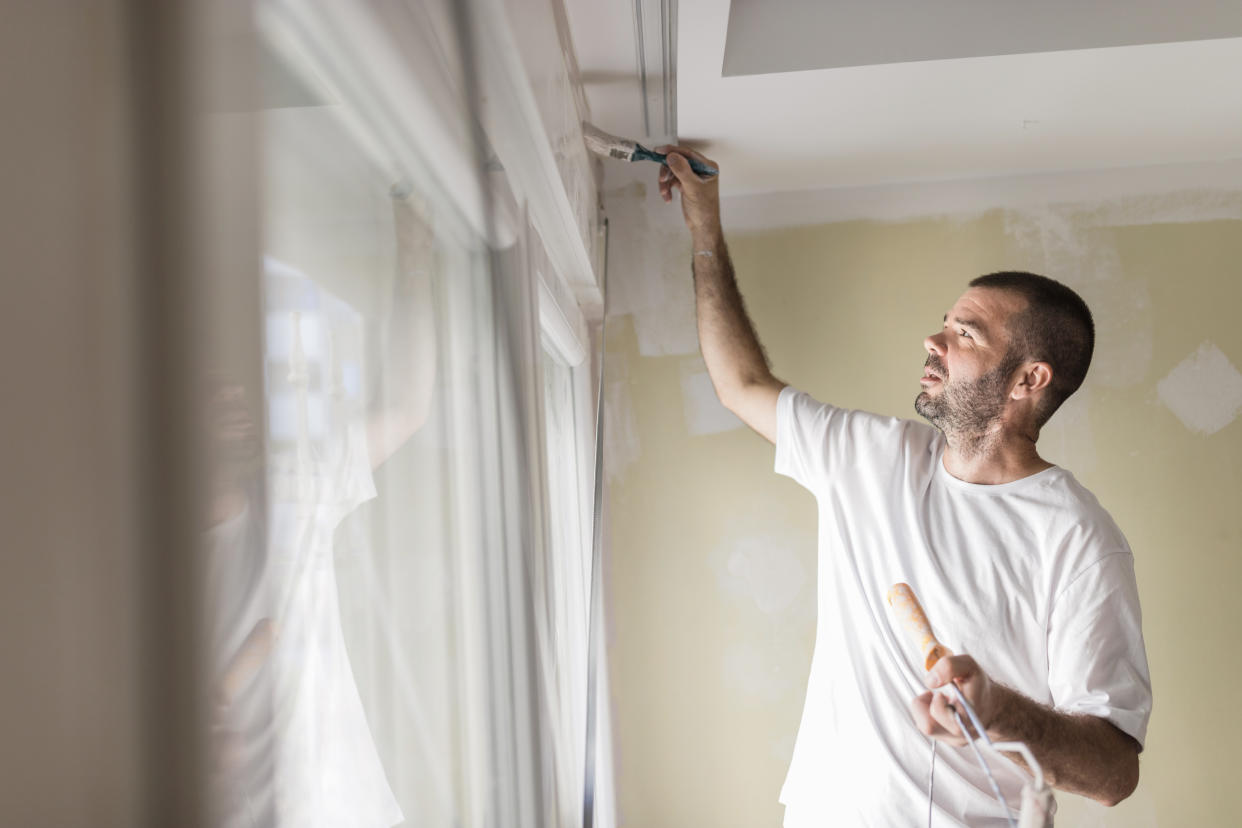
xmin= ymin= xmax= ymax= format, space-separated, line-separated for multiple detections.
xmin=679 ymin=357 xmax=743 ymax=435
xmin=1083 ymin=189 xmax=1242 ymax=229
xmin=1077 ymin=272 xmax=1153 ymax=390
xmin=721 ymin=639 xmax=796 ymax=703
xmin=1003 ymin=205 xmax=1090 ymax=267
xmin=715 ymin=534 xmax=806 ymax=615
xmin=603 ymin=167 xmax=699 ymax=357
xmin=1003 ymin=207 xmax=1155 ymax=389
xmin=1157 ymin=341 xmax=1242 ymax=436
xmin=604 ymin=376 xmax=641 ymax=482
xmin=1038 ymin=386 xmax=1097 ymax=478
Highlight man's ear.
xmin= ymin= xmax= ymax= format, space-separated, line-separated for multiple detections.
xmin=1011 ymin=361 xmax=1053 ymax=399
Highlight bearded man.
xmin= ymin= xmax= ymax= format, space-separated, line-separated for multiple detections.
xmin=657 ymin=146 xmax=1152 ymax=826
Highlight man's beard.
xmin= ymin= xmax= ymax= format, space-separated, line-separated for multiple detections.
xmin=915 ymin=353 xmax=1019 ymax=439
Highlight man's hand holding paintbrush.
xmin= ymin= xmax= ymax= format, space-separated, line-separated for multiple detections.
xmin=655 ymin=144 xmax=722 ymax=236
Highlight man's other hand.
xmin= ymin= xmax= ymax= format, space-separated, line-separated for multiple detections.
xmin=911 ymin=654 xmax=1007 ymax=747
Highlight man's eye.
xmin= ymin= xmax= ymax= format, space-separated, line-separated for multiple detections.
xmin=958 ymin=329 xmax=972 ymax=339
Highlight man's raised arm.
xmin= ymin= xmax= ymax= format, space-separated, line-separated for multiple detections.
xmin=658 ymin=147 xmax=784 ymax=444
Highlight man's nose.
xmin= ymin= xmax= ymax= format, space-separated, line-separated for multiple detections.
xmin=924 ymin=332 xmax=946 ymax=356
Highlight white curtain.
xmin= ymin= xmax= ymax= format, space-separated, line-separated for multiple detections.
xmin=202 ymin=2 xmax=612 ymax=826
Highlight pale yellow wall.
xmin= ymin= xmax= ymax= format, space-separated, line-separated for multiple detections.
xmin=602 ymin=181 xmax=1242 ymax=826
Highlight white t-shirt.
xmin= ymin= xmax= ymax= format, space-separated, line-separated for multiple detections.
xmin=204 ymin=499 xmax=278 ymax=828
xmin=774 ymin=387 xmax=1152 ymax=827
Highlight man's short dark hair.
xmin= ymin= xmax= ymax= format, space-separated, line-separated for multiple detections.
xmin=968 ymin=271 xmax=1094 ymax=427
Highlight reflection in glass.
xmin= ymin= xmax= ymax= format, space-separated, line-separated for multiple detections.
xmin=259 ymin=190 xmax=438 ymax=826
xmin=201 ymin=4 xmax=593 ymax=823
xmin=202 ymin=376 xmax=276 ymax=828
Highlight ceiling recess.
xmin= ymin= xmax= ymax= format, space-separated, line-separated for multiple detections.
xmin=635 ymin=0 xmax=678 ymax=139
xmin=723 ymin=0 xmax=1242 ymax=76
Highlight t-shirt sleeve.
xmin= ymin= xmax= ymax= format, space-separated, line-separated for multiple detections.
xmin=774 ymin=386 xmax=921 ymax=494
xmin=774 ymin=386 xmax=835 ymax=491
xmin=327 ymin=417 xmax=379 ymax=529
xmin=1046 ymin=552 xmax=1152 ymax=749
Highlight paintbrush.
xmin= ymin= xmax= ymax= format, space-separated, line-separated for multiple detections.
xmin=581 ymin=122 xmax=719 ymax=178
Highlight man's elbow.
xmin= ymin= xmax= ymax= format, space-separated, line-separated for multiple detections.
xmin=715 ymin=372 xmax=774 ymax=413
xmin=1095 ymin=752 xmax=1140 ymax=807
xmin=715 ymin=382 xmax=746 ymax=415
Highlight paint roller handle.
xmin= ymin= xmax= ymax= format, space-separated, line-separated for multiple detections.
xmin=639 ymin=145 xmax=719 ymax=177
xmin=887 ymin=582 xmax=951 ymax=671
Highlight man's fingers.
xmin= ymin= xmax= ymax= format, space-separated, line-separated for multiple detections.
xmin=913 ymin=692 xmax=962 ymax=746
xmin=912 ymin=692 xmax=940 ymax=737
xmin=653 ymin=144 xmax=721 ymax=230
xmin=917 ymin=690 xmax=970 ymax=747
xmin=913 ymin=692 xmax=955 ymax=738
xmin=655 ymin=144 xmax=717 ymax=168
xmin=658 ymin=164 xmax=674 ymax=201
xmin=658 ymin=156 xmax=687 ymax=199
xmin=927 ymin=653 xmax=979 ymax=688
xmin=929 ymin=691 xmax=962 ymax=736
xmin=658 ymin=171 xmax=682 ymax=203
xmin=665 ymin=152 xmax=704 ymax=184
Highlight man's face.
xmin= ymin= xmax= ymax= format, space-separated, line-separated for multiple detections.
xmin=204 ymin=376 xmax=261 ymax=493
xmin=914 ymin=287 xmax=1026 ymax=435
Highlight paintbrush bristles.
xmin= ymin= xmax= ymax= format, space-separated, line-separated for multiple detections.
xmin=582 ymin=122 xmax=638 ymax=162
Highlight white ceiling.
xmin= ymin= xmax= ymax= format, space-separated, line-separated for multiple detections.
xmin=566 ymin=0 xmax=1242 ymax=197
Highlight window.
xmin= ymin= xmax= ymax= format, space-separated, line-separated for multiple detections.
xmin=201 ymin=3 xmax=608 ymax=827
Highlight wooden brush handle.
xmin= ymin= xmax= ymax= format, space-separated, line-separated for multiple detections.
xmin=887 ymin=582 xmax=951 ymax=671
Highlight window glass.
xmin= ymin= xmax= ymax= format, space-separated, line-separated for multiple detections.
xmin=204 ymin=6 xmax=602 ymax=827
xmin=204 ymin=17 xmax=493 ymax=826
xmin=540 ymin=348 xmax=590 ymax=821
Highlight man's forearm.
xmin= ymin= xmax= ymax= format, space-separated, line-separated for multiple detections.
xmin=690 ymin=225 xmax=773 ymax=400
xmin=989 ymin=685 xmax=1140 ymax=806
xmin=368 ymin=196 xmax=438 ymax=466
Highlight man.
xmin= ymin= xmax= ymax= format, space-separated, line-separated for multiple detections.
xmin=656 ymin=147 xmax=1152 ymax=826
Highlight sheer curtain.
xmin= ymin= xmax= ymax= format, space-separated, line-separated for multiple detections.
xmin=200 ymin=2 xmax=610 ymax=827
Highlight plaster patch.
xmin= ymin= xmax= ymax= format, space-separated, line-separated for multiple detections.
xmin=1079 ymin=189 xmax=1242 ymax=228
xmin=1003 ymin=205 xmax=1090 ymax=269
xmin=1157 ymin=341 xmax=1242 ymax=436
xmin=1075 ymin=272 xmax=1154 ymax=390
xmin=721 ymin=639 xmax=795 ymax=702
xmin=679 ymin=359 xmax=743 ymax=435
xmin=604 ymin=377 xmax=640 ymax=482
xmin=1038 ymin=386 xmax=1097 ymax=478
xmin=603 ymin=165 xmax=698 ymax=356
xmin=715 ymin=534 xmax=806 ymax=615
xmin=1003 ymin=208 xmax=1154 ymax=388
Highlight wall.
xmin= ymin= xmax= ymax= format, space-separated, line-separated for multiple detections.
xmin=1 ymin=4 xmax=146 ymax=824
xmin=601 ymin=161 xmax=1242 ymax=827
xmin=2 ymin=1 xmax=264 ymax=824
